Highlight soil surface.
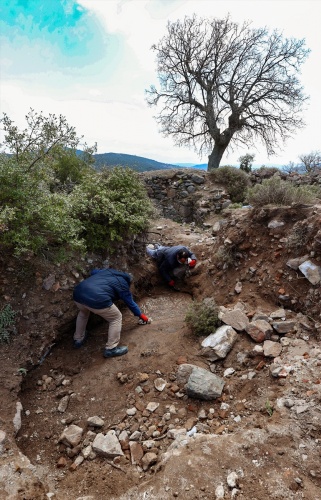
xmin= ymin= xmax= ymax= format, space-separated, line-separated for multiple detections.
xmin=1 ymin=180 xmax=321 ymax=500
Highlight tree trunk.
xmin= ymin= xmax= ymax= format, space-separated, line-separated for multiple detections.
xmin=207 ymin=143 xmax=228 ymax=171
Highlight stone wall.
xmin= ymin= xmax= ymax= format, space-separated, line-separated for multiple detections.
xmin=142 ymin=169 xmax=232 ymax=224
xmin=141 ymin=167 xmax=321 ymax=225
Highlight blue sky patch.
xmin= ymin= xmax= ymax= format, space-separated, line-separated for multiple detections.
xmin=0 ymin=0 xmax=119 ymax=72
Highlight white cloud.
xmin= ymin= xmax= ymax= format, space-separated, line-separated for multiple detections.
xmin=1 ymin=0 xmax=321 ymax=166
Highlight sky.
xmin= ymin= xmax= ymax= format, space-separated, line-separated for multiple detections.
xmin=1 ymin=0 xmax=321 ymax=167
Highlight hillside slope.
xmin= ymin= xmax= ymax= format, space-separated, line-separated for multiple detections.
xmin=93 ymin=152 xmax=179 ymax=172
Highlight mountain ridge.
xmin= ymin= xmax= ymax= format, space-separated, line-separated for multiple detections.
xmin=93 ymin=152 xmax=185 ymax=172
xmin=91 ymin=152 xmax=283 ymax=172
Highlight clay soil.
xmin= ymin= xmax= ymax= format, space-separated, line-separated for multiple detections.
xmin=1 ymin=207 xmax=321 ymax=500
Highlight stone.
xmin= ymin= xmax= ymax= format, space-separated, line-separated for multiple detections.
xmin=57 ymin=395 xmax=70 ymax=413
xmin=154 ymin=378 xmax=167 ymax=392
xmin=246 ymin=319 xmax=272 ymax=343
xmin=272 ymin=321 xmax=296 ymax=334
xmin=129 ymin=441 xmax=144 ymax=464
xmin=13 ymin=402 xmax=23 ymax=434
xmin=269 ymin=308 xmax=286 ymax=319
xmin=263 ymin=340 xmax=282 ymax=358
xmin=286 ymin=255 xmax=310 ymax=270
xmin=186 ymin=366 xmax=225 ymax=400
xmin=141 ymin=452 xmax=158 ymax=471
xmin=201 ymin=325 xmax=238 ymax=361
xmin=92 ymin=431 xmax=124 ymax=458
xmin=59 ymin=425 xmax=83 ymax=447
xmin=146 ymin=402 xmax=159 ymax=413
xmin=87 ymin=416 xmax=104 ymax=428
xmin=220 ymin=309 xmax=249 ymax=331
xmin=298 ymin=260 xmax=321 ymax=285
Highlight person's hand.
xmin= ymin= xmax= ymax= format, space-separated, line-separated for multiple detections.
xmin=188 ymin=259 xmax=197 ymax=268
xmin=168 ymin=280 xmax=175 ymax=287
xmin=138 ymin=313 xmax=150 ymax=325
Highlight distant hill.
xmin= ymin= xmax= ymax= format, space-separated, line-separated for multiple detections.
xmin=93 ymin=152 xmax=179 ymax=172
xmin=174 ymin=162 xmax=207 ymax=170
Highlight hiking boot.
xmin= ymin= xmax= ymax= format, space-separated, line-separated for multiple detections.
xmin=73 ymin=330 xmax=88 ymax=349
xmin=103 ymin=345 xmax=128 ymax=358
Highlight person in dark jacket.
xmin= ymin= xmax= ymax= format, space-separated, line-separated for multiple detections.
xmin=73 ymin=268 xmax=149 ymax=358
xmin=146 ymin=244 xmax=197 ymax=288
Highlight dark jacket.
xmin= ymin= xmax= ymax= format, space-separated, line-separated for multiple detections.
xmin=157 ymin=245 xmax=197 ymax=283
xmin=73 ymin=268 xmax=141 ymax=316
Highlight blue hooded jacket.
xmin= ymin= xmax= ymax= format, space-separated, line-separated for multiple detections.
xmin=73 ymin=268 xmax=141 ymax=316
xmin=156 ymin=245 xmax=197 ymax=283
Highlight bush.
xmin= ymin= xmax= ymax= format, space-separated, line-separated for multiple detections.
xmin=185 ymin=299 xmax=220 ymax=337
xmin=209 ymin=166 xmax=249 ymax=203
xmin=215 ymin=245 xmax=236 ymax=268
xmin=71 ymin=167 xmax=155 ymax=252
xmin=286 ymin=222 xmax=310 ymax=251
xmin=0 ymin=157 xmax=85 ymax=256
xmin=0 ymin=304 xmax=16 ymax=343
xmin=246 ymin=176 xmax=321 ymax=207
xmin=0 ymin=156 xmax=154 ymax=257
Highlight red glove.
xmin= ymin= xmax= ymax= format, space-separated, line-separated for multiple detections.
xmin=168 ymin=280 xmax=175 ymax=287
xmin=140 ymin=313 xmax=149 ymax=322
xmin=188 ymin=259 xmax=197 ymax=268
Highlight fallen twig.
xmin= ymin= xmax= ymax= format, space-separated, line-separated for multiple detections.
xmin=106 ymin=460 xmax=127 ymax=473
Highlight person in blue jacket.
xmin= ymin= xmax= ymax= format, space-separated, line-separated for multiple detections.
xmin=73 ymin=268 xmax=150 ymax=358
xmin=146 ymin=244 xmax=197 ymax=288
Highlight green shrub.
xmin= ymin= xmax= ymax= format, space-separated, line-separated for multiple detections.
xmin=239 ymin=153 xmax=255 ymax=173
xmin=227 ymin=203 xmax=243 ymax=209
xmin=246 ymin=176 xmax=320 ymax=207
xmin=71 ymin=167 xmax=155 ymax=252
xmin=0 ymin=157 xmax=154 ymax=256
xmin=0 ymin=304 xmax=16 ymax=343
xmin=209 ymin=166 xmax=250 ymax=203
xmin=0 ymin=157 xmax=85 ymax=256
xmin=185 ymin=299 xmax=220 ymax=337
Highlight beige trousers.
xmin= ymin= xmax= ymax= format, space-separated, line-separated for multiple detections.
xmin=74 ymin=301 xmax=122 ymax=349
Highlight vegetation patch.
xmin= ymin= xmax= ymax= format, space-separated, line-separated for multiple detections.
xmin=247 ymin=176 xmax=321 ymax=207
xmin=0 ymin=304 xmax=16 ymax=344
xmin=0 ymin=110 xmax=155 ymax=258
xmin=185 ymin=299 xmax=220 ymax=337
xmin=209 ymin=166 xmax=249 ymax=203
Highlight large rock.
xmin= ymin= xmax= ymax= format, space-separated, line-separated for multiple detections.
xmin=92 ymin=430 xmax=124 ymax=458
xmin=186 ymin=366 xmax=225 ymax=400
xmin=201 ymin=325 xmax=238 ymax=361
xmin=298 ymin=260 xmax=321 ymax=285
xmin=220 ymin=309 xmax=249 ymax=331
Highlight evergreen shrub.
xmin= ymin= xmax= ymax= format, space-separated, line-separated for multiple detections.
xmin=209 ymin=166 xmax=249 ymax=203
xmin=246 ymin=176 xmax=321 ymax=207
xmin=185 ymin=299 xmax=220 ymax=337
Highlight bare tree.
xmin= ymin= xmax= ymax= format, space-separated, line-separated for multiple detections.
xmin=146 ymin=15 xmax=310 ymax=170
xmin=298 ymin=150 xmax=321 ymax=173
xmin=281 ymin=161 xmax=301 ymax=174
